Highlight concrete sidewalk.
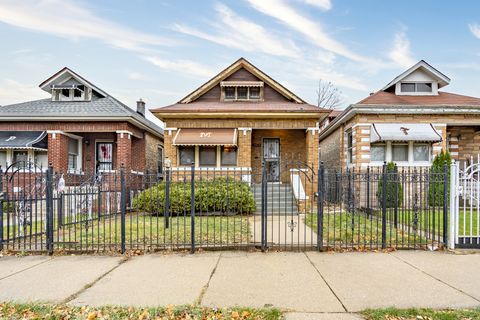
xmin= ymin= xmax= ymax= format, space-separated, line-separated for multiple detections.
xmin=0 ymin=251 xmax=479 ymax=318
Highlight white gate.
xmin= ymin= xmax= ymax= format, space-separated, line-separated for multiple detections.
xmin=450 ymin=157 xmax=480 ymax=248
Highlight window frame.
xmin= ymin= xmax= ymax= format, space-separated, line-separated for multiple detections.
xmin=179 ymin=146 xmax=195 ymax=166
xmin=221 ymin=146 xmax=237 ymax=167
xmin=96 ymin=141 xmax=114 ymax=172
xmin=370 ymin=143 xmax=386 ymax=163
xmin=157 ymin=145 xmax=164 ymax=174
xmin=346 ymin=131 xmax=353 ymax=165
xmin=400 ymin=82 xmax=433 ymax=93
xmin=391 ymin=143 xmax=409 ymax=162
xmin=199 ymin=146 xmax=217 ymax=167
xmin=413 ymin=143 xmax=431 ymax=162
xmin=222 ymin=86 xmax=263 ymax=101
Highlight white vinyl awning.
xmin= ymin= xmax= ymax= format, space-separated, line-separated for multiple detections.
xmin=370 ymin=123 xmax=442 ymax=143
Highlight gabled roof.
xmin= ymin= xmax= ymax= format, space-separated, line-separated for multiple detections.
xmin=382 ymin=60 xmax=451 ymax=91
xmin=179 ymin=57 xmax=305 ymax=104
xmin=357 ymin=91 xmax=480 ymax=106
xmin=1 ymin=68 xmax=163 ymax=137
xmin=39 ymin=67 xmax=108 ymax=97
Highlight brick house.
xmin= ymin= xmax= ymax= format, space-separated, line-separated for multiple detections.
xmin=0 ymin=67 xmax=164 ymax=175
xmin=319 ymin=60 xmax=480 ymax=169
xmin=152 ymin=58 xmax=328 ymax=188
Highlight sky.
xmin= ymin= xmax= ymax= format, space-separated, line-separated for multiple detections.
xmin=1 ymin=0 xmax=480 ymax=127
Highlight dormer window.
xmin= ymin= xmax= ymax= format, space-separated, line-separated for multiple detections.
xmin=400 ymin=82 xmax=433 ymax=93
xmin=220 ymin=81 xmax=264 ymax=101
xmin=52 ymin=84 xmax=87 ymax=101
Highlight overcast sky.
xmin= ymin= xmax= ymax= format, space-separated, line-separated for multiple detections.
xmin=1 ymin=0 xmax=480 ymax=127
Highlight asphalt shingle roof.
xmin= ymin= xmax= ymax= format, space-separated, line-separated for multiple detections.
xmin=0 ymin=96 xmax=163 ymax=136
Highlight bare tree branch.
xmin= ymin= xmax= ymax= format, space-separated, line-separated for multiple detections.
xmin=316 ymin=79 xmax=342 ymax=109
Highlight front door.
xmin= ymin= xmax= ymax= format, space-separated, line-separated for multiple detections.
xmin=263 ymin=138 xmax=280 ymax=182
xmin=96 ymin=142 xmax=114 ymax=172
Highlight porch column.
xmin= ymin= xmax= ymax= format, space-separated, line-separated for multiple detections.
xmin=116 ymin=130 xmax=132 ymax=171
xmin=237 ymin=128 xmax=252 ymax=167
xmin=47 ymin=131 xmax=69 ymax=173
xmin=432 ymin=124 xmax=447 ymax=158
xmin=353 ymin=124 xmax=372 ymax=168
xmin=164 ymin=128 xmax=178 ymax=167
xmin=306 ymin=128 xmax=320 ymax=197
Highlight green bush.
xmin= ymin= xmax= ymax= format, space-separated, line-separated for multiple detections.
xmin=429 ymin=150 xmax=451 ymax=206
xmin=133 ymin=177 xmax=256 ymax=215
xmin=377 ymin=162 xmax=403 ymax=208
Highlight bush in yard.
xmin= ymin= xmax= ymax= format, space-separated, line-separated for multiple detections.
xmin=376 ymin=162 xmax=403 ymax=208
xmin=429 ymin=150 xmax=451 ymax=206
xmin=132 ymin=177 xmax=256 ymax=215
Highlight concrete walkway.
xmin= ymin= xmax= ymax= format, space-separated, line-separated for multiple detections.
xmin=0 ymin=251 xmax=479 ymax=319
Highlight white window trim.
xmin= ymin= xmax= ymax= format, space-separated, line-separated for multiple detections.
xmin=67 ymin=136 xmax=83 ymax=173
xmin=396 ymin=81 xmax=438 ymax=96
xmin=222 ymin=86 xmax=263 ymax=102
xmin=370 ymin=141 xmax=432 ymax=166
xmin=178 ymin=145 xmax=238 ymax=168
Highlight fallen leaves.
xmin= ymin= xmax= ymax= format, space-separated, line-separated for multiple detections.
xmin=0 ymin=302 xmax=282 ymax=320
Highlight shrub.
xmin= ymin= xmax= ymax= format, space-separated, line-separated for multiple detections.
xmin=429 ymin=150 xmax=451 ymax=206
xmin=133 ymin=177 xmax=256 ymax=215
xmin=377 ymin=162 xmax=403 ymax=208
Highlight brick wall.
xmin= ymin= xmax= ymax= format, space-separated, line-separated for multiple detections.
xmin=447 ymin=126 xmax=480 ymax=162
xmin=319 ymin=125 xmax=343 ymax=168
xmin=144 ymin=132 xmax=163 ymax=173
xmin=48 ymin=132 xmax=69 ymax=173
xmin=116 ymin=132 xmax=132 ymax=171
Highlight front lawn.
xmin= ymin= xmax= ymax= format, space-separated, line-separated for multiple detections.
xmin=53 ymin=213 xmax=251 ymax=251
xmin=362 ymin=307 xmax=480 ymax=320
xmin=305 ymin=211 xmax=442 ymax=249
xmin=0 ymin=302 xmax=282 ymax=320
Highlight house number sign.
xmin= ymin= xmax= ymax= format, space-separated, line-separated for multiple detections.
xmin=200 ymin=132 xmax=212 ymax=138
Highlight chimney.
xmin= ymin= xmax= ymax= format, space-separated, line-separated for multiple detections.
xmin=136 ymin=98 xmax=145 ymax=117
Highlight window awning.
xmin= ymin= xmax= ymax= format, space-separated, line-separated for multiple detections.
xmin=173 ymin=128 xmax=237 ymax=146
xmin=370 ymin=123 xmax=442 ymax=143
xmin=0 ymin=131 xmax=48 ymax=150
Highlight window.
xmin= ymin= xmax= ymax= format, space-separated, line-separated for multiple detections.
xmin=14 ymin=151 xmax=28 ymax=164
xmin=199 ymin=147 xmax=216 ymax=166
xmin=225 ymin=87 xmax=235 ymax=99
xmin=416 ymin=83 xmax=432 ymax=92
xmin=249 ymin=87 xmax=260 ymax=99
xmin=392 ymin=144 xmax=408 ymax=161
xmin=370 ymin=143 xmax=386 ymax=162
xmin=73 ymin=89 xmax=82 ymax=98
xmin=237 ymin=87 xmax=248 ymax=99
xmin=221 ymin=146 xmax=237 ymax=166
xmin=96 ymin=142 xmax=113 ymax=171
xmin=34 ymin=151 xmax=48 ymax=168
xmin=179 ymin=147 xmax=194 ymax=166
xmin=0 ymin=151 xmax=6 ymax=168
xmin=68 ymin=138 xmax=79 ymax=171
xmin=413 ymin=143 xmax=430 ymax=161
xmin=61 ymin=89 xmax=70 ymax=98
xmin=401 ymin=82 xmax=433 ymax=93
xmin=157 ymin=146 xmax=164 ymax=174
xmin=346 ymin=131 xmax=353 ymax=164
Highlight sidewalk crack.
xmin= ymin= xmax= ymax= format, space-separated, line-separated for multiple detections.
xmin=61 ymin=256 xmax=130 ymax=304
xmin=304 ymin=252 xmax=348 ymax=312
xmin=0 ymin=257 xmax=52 ymax=281
xmin=389 ymin=252 xmax=480 ymax=303
xmin=196 ymin=252 xmax=222 ymax=306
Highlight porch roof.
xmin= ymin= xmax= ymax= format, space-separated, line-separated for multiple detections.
xmin=0 ymin=131 xmax=48 ymax=150
xmin=173 ymin=128 xmax=237 ymax=146
xmin=370 ymin=123 xmax=442 ymax=143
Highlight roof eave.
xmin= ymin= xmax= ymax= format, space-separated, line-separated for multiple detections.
xmin=153 ymin=111 xmax=328 ymax=119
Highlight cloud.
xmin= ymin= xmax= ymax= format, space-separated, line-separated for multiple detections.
xmin=144 ymin=56 xmax=215 ymax=78
xmin=246 ymin=0 xmax=367 ymax=62
xmin=0 ymin=79 xmax=49 ymax=105
xmin=173 ymin=4 xmax=300 ymax=58
xmin=0 ymin=0 xmax=174 ymax=52
xmin=469 ymin=23 xmax=480 ymax=39
xmin=128 ymin=72 xmax=145 ymax=80
xmin=303 ymin=0 xmax=332 ymax=11
xmin=388 ymin=29 xmax=416 ymax=68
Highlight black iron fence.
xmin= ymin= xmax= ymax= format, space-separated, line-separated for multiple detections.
xmin=0 ymin=161 xmax=449 ymax=254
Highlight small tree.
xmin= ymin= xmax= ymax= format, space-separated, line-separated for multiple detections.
xmin=429 ymin=150 xmax=452 ymax=206
xmin=316 ymin=79 xmax=342 ymax=109
xmin=377 ymin=162 xmax=403 ymax=208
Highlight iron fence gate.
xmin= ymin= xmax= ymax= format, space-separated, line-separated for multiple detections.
xmin=0 ymin=161 xmax=449 ymax=254
xmin=450 ymin=158 xmax=480 ymax=248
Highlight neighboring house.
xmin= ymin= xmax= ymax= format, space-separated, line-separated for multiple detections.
xmin=319 ymin=60 xmax=480 ymax=169
xmin=0 ymin=67 xmax=164 ymax=175
xmin=151 ymin=58 xmax=328 ymax=184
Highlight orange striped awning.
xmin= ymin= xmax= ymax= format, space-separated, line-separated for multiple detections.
xmin=173 ymin=128 xmax=237 ymax=146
